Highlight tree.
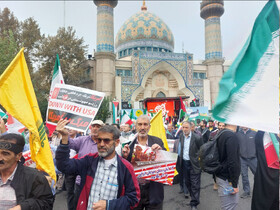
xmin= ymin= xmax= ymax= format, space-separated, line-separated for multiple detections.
xmin=0 ymin=8 xmax=20 ymax=41
xmin=34 ymin=26 xmax=88 ymax=120
xmin=95 ymin=97 xmax=112 ymax=123
xmin=0 ymin=9 xmax=42 ymax=74
xmin=20 ymin=17 xmax=43 ymax=74
xmin=0 ymin=30 xmax=19 ymax=73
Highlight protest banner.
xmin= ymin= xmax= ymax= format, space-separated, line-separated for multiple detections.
xmin=46 ymin=84 xmax=105 ymax=132
xmin=132 ymin=146 xmax=178 ymax=185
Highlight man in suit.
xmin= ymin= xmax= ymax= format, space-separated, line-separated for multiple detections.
xmin=122 ymin=115 xmax=166 ymax=210
xmin=177 ymin=121 xmax=204 ymax=210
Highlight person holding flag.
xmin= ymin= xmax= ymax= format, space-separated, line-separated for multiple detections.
xmin=0 ymin=48 xmax=56 ymax=185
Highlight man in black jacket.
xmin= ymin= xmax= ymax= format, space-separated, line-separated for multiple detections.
xmin=0 ymin=133 xmax=53 ymax=210
xmin=236 ymin=127 xmax=257 ymax=198
xmin=198 ymin=120 xmax=210 ymax=143
xmin=122 ymin=115 xmax=166 ymax=210
xmin=216 ymin=124 xmax=240 ymax=210
xmin=177 ymin=121 xmax=204 ymax=210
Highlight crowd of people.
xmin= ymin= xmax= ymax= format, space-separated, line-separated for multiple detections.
xmin=0 ymin=115 xmax=279 ymax=210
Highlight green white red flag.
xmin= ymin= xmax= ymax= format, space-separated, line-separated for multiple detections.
xmin=46 ymin=55 xmax=65 ymax=135
xmin=213 ymin=0 xmax=279 ymax=133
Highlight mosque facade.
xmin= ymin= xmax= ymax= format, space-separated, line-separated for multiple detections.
xmin=83 ymin=0 xmax=232 ymax=112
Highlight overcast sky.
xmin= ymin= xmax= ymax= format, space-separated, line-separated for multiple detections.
xmin=1 ymin=1 xmax=273 ymax=61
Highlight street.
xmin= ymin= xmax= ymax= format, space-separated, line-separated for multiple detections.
xmin=54 ymin=171 xmax=254 ymax=210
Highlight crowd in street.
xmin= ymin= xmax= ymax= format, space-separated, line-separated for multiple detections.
xmin=0 ymin=115 xmax=279 ymax=210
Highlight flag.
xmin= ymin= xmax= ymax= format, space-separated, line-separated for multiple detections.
xmin=0 ymin=108 xmax=7 ymax=119
xmin=148 ymin=110 xmax=169 ymax=151
xmin=0 ymin=48 xmax=56 ymax=182
xmin=121 ymin=110 xmax=133 ymax=125
xmin=189 ymin=110 xmax=199 ymax=119
xmin=213 ymin=0 xmax=279 ymax=133
xmin=6 ymin=113 xmax=25 ymax=134
xmin=112 ymin=101 xmax=119 ymax=124
xmin=263 ymin=132 xmax=279 ymax=169
xmin=179 ymin=109 xmax=186 ymax=122
xmin=46 ymin=54 xmax=65 ymax=136
xmin=49 ymin=54 xmax=64 ymax=97
xmin=179 ymin=96 xmax=186 ymax=112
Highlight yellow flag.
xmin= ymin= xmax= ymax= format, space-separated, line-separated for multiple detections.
xmin=148 ymin=110 xmax=179 ymax=176
xmin=0 ymin=48 xmax=56 ymax=182
xmin=148 ymin=110 xmax=169 ymax=151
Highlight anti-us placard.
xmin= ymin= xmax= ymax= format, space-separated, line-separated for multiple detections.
xmin=46 ymin=84 xmax=105 ymax=132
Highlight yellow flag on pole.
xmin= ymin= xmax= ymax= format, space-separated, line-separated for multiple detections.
xmin=148 ymin=110 xmax=179 ymax=176
xmin=0 ymin=48 xmax=56 ymax=182
xmin=148 ymin=110 xmax=169 ymax=151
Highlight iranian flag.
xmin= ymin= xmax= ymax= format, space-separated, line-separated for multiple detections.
xmin=263 ymin=132 xmax=279 ymax=169
xmin=46 ymin=54 xmax=65 ymax=136
xmin=121 ymin=110 xmax=133 ymax=125
xmin=213 ymin=0 xmax=279 ymax=133
xmin=49 ymin=54 xmax=64 ymax=98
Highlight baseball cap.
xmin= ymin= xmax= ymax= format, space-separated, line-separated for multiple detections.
xmin=91 ymin=120 xmax=104 ymax=126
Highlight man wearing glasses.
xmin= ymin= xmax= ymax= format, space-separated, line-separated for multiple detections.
xmin=122 ymin=115 xmax=166 ymax=210
xmin=55 ymin=119 xmax=140 ymax=210
xmin=64 ymin=120 xmax=104 ymax=210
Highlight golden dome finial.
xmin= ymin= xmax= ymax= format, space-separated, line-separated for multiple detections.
xmin=141 ymin=0 xmax=147 ymax=11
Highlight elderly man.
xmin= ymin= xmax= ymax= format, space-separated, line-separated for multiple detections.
xmin=56 ymin=119 xmax=140 ymax=210
xmin=122 ymin=115 xmax=165 ymax=210
xmin=66 ymin=120 xmax=104 ymax=210
xmin=177 ymin=121 xmax=204 ymax=210
xmin=0 ymin=133 xmax=53 ymax=210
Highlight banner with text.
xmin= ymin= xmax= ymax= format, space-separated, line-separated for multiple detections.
xmin=132 ymin=145 xmax=178 ymax=185
xmin=46 ymin=84 xmax=105 ymax=132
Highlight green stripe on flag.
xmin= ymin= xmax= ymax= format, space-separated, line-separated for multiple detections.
xmin=213 ymin=0 xmax=279 ymax=122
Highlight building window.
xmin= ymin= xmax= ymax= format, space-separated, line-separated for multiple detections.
xmin=116 ymin=69 xmax=123 ymax=76
xmin=128 ymin=48 xmax=132 ymax=55
xmin=153 ymin=47 xmax=158 ymax=52
xmin=193 ymin=72 xmax=206 ymax=79
xmin=147 ymin=47 xmax=152 ymax=51
xmin=156 ymin=91 xmax=166 ymax=98
xmin=116 ymin=69 xmax=132 ymax=77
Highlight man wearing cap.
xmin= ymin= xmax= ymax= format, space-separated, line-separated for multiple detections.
xmin=0 ymin=133 xmax=53 ymax=209
xmin=66 ymin=120 xmax=104 ymax=210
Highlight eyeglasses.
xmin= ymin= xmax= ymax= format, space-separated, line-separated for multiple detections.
xmin=96 ymin=138 xmax=114 ymax=144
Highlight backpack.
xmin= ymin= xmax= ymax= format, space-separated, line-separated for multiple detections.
xmin=198 ymin=129 xmax=228 ymax=174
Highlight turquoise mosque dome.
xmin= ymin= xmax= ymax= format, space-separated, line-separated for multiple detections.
xmin=115 ymin=5 xmax=174 ymax=58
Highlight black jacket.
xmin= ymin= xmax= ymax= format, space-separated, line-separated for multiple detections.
xmin=236 ymin=129 xmax=257 ymax=159
xmin=216 ymin=129 xmax=240 ymax=188
xmin=251 ymin=131 xmax=279 ymax=210
xmin=10 ymin=161 xmax=54 ymax=210
xmin=177 ymin=132 xmax=204 ymax=174
xmin=127 ymin=135 xmax=166 ymax=205
xmin=199 ymin=127 xmax=210 ymax=143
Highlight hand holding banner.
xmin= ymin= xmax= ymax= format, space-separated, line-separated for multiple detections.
xmin=46 ymin=84 xmax=105 ymax=132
